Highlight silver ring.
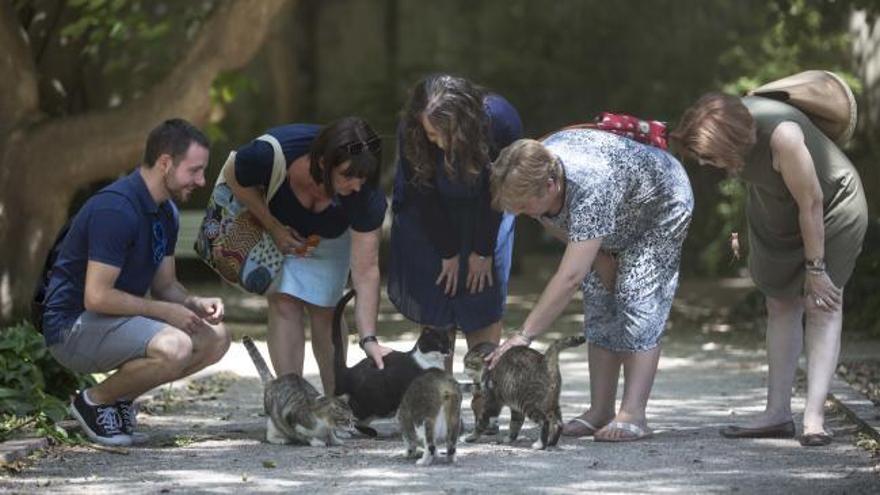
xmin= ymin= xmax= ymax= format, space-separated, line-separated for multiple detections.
xmin=815 ymin=297 xmax=822 ymax=305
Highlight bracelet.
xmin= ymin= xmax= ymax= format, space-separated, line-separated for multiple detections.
xmin=805 ymin=257 xmax=826 ymax=272
xmin=359 ymin=335 xmax=378 ymax=349
xmin=518 ymin=330 xmax=533 ymax=345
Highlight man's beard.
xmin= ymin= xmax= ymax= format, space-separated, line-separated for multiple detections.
xmin=164 ymin=174 xmax=190 ymax=203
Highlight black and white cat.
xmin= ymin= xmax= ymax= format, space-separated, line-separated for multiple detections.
xmin=332 ymin=289 xmax=450 ymax=437
xmin=243 ymin=336 xmax=354 ymax=446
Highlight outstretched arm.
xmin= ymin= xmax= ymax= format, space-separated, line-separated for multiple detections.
xmin=487 ymin=238 xmax=601 ymax=367
xmin=350 ymin=228 xmax=393 ymax=368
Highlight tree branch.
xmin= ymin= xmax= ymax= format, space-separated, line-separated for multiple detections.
xmin=19 ymin=0 xmax=292 ymax=187
xmin=0 ymin=0 xmax=40 ymax=136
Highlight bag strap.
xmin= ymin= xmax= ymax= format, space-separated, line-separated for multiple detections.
xmin=215 ymin=134 xmax=289 ymax=206
xmin=256 ymin=134 xmax=288 ymax=204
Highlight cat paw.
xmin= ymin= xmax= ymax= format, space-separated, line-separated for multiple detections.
xmin=404 ymin=448 xmax=420 ymax=459
xmin=530 ymin=439 xmax=547 ymax=450
xmin=309 ymin=438 xmax=328 ymax=447
xmin=464 ymin=432 xmax=480 ymax=443
xmin=416 ymin=455 xmax=434 ymax=466
xmin=335 ymin=429 xmax=352 ymax=439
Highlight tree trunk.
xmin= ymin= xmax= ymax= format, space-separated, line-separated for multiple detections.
xmin=0 ymin=0 xmax=292 ymax=322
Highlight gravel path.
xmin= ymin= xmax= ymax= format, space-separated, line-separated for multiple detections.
xmin=2 ymin=330 xmax=878 ymax=494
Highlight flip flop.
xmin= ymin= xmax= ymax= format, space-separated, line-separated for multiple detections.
xmin=562 ymin=416 xmax=601 ymax=437
xmin=594 ymin=421 xmax=653 ymax=442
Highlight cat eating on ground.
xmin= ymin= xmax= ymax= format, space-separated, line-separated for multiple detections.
xmin=242 ymin=336 xmax=354 ymax=446
xmin=332 ymin=289 xmax=450 ymax=437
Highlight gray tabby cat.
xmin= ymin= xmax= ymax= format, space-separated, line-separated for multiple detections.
xmin=463 ymin=335 xmax=586 ymax=449
xmin=242 ymin=336 xmax=354 ymax=446
xmin=397 ymin=368 xmax=463 ymax=466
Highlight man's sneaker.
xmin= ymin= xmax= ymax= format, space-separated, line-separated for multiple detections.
xmin=116 ymin=399 xmax=149 ymax=444
xmin=70 ymin=390 xmax=131 ymax=446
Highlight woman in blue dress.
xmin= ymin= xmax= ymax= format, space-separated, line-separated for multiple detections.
xmin=225 ymin=117 xmax=392 ymax=394
xmin=388 ymin=74 xmax=522 ymax=365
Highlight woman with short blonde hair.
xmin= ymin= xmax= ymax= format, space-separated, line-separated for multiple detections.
xmin=488 ymin=131 xmax=694 ymax=442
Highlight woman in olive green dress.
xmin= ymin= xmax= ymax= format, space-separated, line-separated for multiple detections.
xmin=672 ymin=93 xmax=868 ymax=447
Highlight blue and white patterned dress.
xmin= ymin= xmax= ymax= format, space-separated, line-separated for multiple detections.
xmin=540 ymin=129 xmax=694 ymax=352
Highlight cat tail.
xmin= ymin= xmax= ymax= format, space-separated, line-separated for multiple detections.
xmin=543 ymin=335 xmax=587 ymax=385
xmin=332 ymin=289 xmax=357 ymax=395
xmin=242 ymin=335 xmax=275 ymax=385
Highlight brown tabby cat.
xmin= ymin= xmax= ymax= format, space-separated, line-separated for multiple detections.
xmin=463 ymin=335 xmax=586 ymax=449
xmin=242 ymin=336 xmax=354 ymax=446
xmin=397 ymin=368 xmax=463 ymax=466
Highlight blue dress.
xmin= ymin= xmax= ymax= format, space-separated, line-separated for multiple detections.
xmin=387 ymin=95 xmax=522 ymax=332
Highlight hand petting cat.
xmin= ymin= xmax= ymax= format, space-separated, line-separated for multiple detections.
xmin=363 ymin=340 xmax=394 ymax=369
xmin=486 ymin=332 xmax=531 ymax=369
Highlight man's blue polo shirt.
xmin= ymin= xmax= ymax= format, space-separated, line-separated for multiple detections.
xmin=42 ymin=169 xmax=179 ymax=346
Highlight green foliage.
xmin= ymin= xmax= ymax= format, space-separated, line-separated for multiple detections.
xmin=691 ymin=0 xmax=865 ymax=276
xmin=0 ymin=321 xmax=93 ymax=442
xmin=15 ymin=0 xmax=220 ymax=114
xmin=844 ymin=221 xmax=880 ymax=335
xmin=696 ymin=178 xmax=749 ymax=275
xmin=207 ymin=71 xmax=260 ymax=144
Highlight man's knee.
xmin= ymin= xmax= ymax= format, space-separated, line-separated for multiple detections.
xmin=205 ymin=323 xmax=231 ymax=364
xmin=147 ymin=328 xmax=194 ymax=374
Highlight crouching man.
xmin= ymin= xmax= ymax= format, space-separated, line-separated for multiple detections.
xmin=41 ymin=119 xmax=231 ymax=446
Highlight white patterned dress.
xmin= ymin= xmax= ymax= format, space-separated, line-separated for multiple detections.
xmin=540 ymin=129 xmax=694 ymax=352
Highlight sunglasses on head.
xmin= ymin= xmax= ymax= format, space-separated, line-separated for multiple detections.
xmin=342 ymin=135 xmax=381 ymax=156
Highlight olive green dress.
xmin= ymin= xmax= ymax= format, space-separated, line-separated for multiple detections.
xmin=740 ymin=96 xmax=868 ymax=298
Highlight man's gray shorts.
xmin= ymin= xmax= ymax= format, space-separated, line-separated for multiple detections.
xmin=48 ymin=312 xmax=166 ymax=373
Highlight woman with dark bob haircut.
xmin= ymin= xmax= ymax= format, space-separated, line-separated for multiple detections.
xmin=672 ymin=91 xmax=868 ymax=447
xmin=224 ymin=117 xmax=393 ymax=394
xmin=388 ymin=74 xmax=522 ymax=379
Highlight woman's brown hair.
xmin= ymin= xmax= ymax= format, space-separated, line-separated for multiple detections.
xmin=670 ymin=92 xmax=757 ymax=172
xmin=401 ymin=74 xmax=489 ymax=187
xmin=309 ymin=117 xmax=381 ymax=196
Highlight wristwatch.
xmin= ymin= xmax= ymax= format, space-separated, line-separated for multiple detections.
xmin=359 ymin=335 xmax=378 ymax=349
xmin=805 ymin=257 xmax=826 ymax=273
